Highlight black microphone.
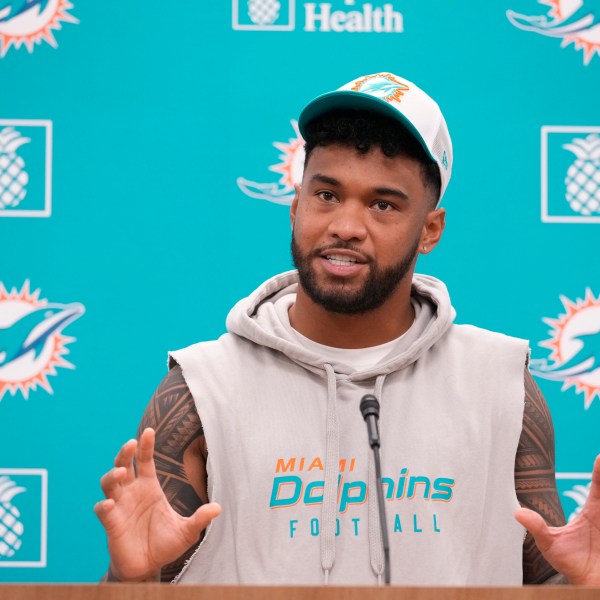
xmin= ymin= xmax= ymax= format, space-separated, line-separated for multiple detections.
xmin=360 ymin=394 xmax=381 ymax=448
xmin=360 ymin=394 xmax=391 ymax=585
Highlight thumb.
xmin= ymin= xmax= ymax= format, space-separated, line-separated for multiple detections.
xmin=94 ymin=499 xmax=116 ymax=529
xmin=185 ymin=502 xmax=222 ymax=538
xmin=515 ymin=507 xmax=553 ymax=554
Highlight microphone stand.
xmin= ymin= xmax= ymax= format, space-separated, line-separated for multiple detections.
xmin=360 ymin=394 xmax=391 ymax=585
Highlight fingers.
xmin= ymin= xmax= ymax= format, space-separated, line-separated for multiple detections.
xmin=114 ymin=439 xmax=137 ymax=484
xmin=591 ymin=454 xmax=600 ymax=496
xmin=94 ymin=498 xmax=115 ymax=527
xmin=135 ymin=427 xmax=157 ymax=478
xmin=100 ymin=467 xmax=128 ymax=501
xmin=515 ymin=507 xmax=553 ymax=554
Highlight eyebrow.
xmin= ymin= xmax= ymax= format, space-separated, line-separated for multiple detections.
xmin=310 ymin=174 xmax=409 ymax=201
xmin=310 ymin=174 xmax=340 ymax=187
xmin=373 ymin=187 xmax=408 ymax=201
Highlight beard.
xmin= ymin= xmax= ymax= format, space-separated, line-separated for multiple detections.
xmin=291 ymin=235 xmax=420 ymax=315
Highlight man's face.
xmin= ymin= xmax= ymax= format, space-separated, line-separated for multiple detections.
xmin=290 ymin=144 xmax=442 ymax=315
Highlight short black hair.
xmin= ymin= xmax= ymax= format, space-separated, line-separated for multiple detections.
xmin=303 ymin=109 xmax=441 ymax=208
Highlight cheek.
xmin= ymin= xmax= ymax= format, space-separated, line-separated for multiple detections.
xmin=374 ymin=225 xmax=420 ymax=259
xmin=293 ymin=209 xmax=324 ymax=241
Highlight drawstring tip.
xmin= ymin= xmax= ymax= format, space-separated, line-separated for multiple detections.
xmin=324 ymin=569 xmax=330 ymax=586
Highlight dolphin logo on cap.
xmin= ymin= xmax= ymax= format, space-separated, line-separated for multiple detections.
xmin=351 ymin=73 xmax=409 ymax=103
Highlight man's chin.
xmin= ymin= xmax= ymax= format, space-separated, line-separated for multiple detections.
xmin=304 ymin=285 xmax=370 ymax=313
xmin=311 ymin=262 xmax=369 ymax=284
xmin=310 ymin=275 xmax=367 ymax=296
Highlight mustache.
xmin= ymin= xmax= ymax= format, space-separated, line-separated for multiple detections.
xmin=311 ymin=243 xmax=373 ymax=263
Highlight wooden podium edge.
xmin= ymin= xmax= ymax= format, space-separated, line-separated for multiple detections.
xmin=1 ymin=584 xmax=600 ymax=600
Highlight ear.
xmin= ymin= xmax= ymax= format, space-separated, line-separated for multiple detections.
xmin=419 ymin=207 xmax=446 ymax=254
xmin=290 ymin=184 xmax=301 ymax=231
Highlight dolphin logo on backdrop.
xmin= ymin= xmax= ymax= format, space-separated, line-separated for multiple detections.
xmin=0 ymin=0 xmax=78 ymax=57
xmin=507 ymin=0 xmax=600 ymax=65
xmin=563 ymin=481 xmax=592 ymax=522
xmin=0 ymin=0 xmax=48 ymax=23
xmin=530 ymin=289 xmax=600 ymax=409
xmin=0 ymin=281 xmax=84 ymax=401
xmin=237 ymin=120 xmax=305 ymax=206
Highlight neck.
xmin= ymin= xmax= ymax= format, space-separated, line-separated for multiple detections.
xmin=288 ymin=278 xmax=415 ymax=349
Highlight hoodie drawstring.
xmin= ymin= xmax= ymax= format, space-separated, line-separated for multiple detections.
xmin=368 ymin=374 xmax=387 ymax=585
xmin=321 ymin=363 xmax=339 ymax=584
xmin=320 ymin=367 xmax=389 ymax=586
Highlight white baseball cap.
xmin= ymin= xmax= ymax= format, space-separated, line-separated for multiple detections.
xmin=298 ymin=72 xmax=453 ymax=205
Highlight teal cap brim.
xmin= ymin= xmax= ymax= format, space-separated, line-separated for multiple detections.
xmin=297 ymin=90 xmax=435 ymax=163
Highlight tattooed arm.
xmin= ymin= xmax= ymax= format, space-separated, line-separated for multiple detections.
xmin=97 ymin=364 xmax=215 ymax=583
xmin=136 ymin=363 xmax=210 ymax=582
xmin=515 ymin=369 xmax=567 ymax=584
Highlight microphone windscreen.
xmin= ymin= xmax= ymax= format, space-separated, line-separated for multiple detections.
xmin=360 ymin=394 xmax=380 ymax=420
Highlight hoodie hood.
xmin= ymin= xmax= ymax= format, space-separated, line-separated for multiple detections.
xmin=226 ymin=269 xmax=456 ymax=381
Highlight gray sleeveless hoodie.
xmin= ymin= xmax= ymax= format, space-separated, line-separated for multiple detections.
xmin=170 ymin=271 xmax=527 ymax=586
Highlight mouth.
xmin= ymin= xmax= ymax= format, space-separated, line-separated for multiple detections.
xmin=317 ymin=250 xmax=368 ymax=277
xmin=324 ymin=253 xmax=362 ymax=266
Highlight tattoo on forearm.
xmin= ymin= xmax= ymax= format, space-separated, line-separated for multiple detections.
xmin=136 ymin=363 xmax=209 ymax=582
xmin=515 ymin=369 xmax=566 ymax=584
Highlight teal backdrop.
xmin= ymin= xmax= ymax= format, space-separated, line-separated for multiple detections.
xmin=0 ymin=0 xmax=599 ymax=582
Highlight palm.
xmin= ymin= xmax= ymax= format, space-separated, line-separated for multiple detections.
xmin=516 ymin=455 xmax=600 ymax=585
xmin=95 ymin=429 xmax=220 ymax=582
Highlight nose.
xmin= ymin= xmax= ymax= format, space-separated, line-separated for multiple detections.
xmin=327 ymin=200 xmax=368 ymax=242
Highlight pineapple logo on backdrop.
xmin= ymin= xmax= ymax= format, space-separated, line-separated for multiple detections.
xmin=0 ymin=470 xmax=47 ymax=567
xmin=233 ymin=0 xmax=295 ymax=30
xmin=237 ymin=120 xmax=305 ymax=205
xmin=507 ymin=0 xmax=600 ymax=65
xmin=530 ymin=289 xmax=600 ymax=409
xmin=0 ymin=127 xmax=29 ymax=209
xmin=0 ymin=281 xmax=85 ymax=401
xmin=0 ymin=0 xmax=78 ymax=57
xmin=541 ymin=126 xmax=600 ymax=223
xmin=0 ymin=120 xmax=52 ymax=218
xmin=0 ymin=477 xmax=25 ymax=558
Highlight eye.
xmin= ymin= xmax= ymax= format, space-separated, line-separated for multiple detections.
xmin=373 ymin=201 xmax=394 ymax=211
xmin=317 ymin=191 xmax=337 ymax=202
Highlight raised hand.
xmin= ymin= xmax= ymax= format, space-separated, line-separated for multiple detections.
xmin=95 ymin=427 xmax=221 ymax=582
xmin=515 ymin=454 xmax=600 ymax=585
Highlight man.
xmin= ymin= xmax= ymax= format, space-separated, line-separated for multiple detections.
xmin=96 ymin=72 xmax=600 ymax=586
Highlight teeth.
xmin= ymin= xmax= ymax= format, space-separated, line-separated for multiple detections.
xmin=326 ymin=254 xmax=358 ymax=266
